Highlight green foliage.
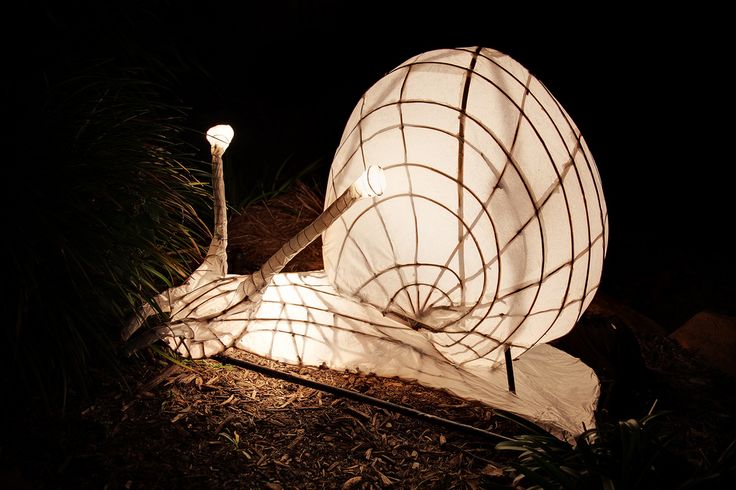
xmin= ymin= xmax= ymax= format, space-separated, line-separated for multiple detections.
xmin=219 ymin=430 xmax=254 ymax=461
xmin=232 ymin=153 xmax=326 ymax=209
xmin=493 ymin=409 xmax=690 ymax=489
xmin=7 ymin=64 xmax=212 ymax=409
xmin=678 ymin=437 xmax=736 ymax=489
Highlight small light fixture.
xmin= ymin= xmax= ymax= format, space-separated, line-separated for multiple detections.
xmin=206 ymin=124 xmax=234 ymax=154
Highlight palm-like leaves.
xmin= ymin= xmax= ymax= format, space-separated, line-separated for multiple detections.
xmin=8 ymin=65 xmax=212 ymax=408
xmin=494 ymin=409 xmax=678 ymax=489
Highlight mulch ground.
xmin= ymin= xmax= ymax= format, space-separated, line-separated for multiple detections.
xmin=6 ymin=314 xmax=735 ymax=489
xmin=4 ymin=184 xmax=734 ymax=489
xmin=8 ymin=347 xmax=521 ymax=489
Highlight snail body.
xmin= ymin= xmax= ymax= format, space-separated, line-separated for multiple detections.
xmin=129 ymin=47 xmax=607 ymax=437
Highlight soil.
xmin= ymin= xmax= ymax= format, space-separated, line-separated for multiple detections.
xmin=3 ymin=186 xmax=735 ymax=489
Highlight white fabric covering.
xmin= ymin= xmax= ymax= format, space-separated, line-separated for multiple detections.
xmin=323 ymin=47 xmax=608 ymax=366
xmin=132 ymin=47 xmax=608 ymax=438
xmin=238 ymin=271 xmax=599 ymax=436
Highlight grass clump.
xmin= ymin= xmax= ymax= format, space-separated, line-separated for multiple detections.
xmin=7 ymin=63 xmax=212 ymax=410
xmin=493 ymin=409 xmax=735 ymax=489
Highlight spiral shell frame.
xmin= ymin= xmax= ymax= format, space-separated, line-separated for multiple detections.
xmin=324 ymin=47 xmax=608 ymax=368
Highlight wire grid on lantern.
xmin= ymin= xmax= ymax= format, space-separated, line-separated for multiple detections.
xmin=128 ymin=47 xmax=608 ymax=437
xmin=322 ymin=47 xmax=608 ymax=369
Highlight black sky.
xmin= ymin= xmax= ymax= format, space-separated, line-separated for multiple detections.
xmin=18 ymin=1 xmax=733 ymax=329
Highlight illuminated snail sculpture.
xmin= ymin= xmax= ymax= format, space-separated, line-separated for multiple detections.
xmin=126 ymin=47 xmax=607 ymax=436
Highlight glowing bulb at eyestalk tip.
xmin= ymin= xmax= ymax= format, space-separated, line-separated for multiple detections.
xmin=206 ymin=125 xmax=235 ymax=153
xmin=353 ymin=165 xmax=386 ymax=198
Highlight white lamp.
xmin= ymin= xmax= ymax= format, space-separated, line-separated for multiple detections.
xmin=206 ymin=124 xmax=234 ymax=154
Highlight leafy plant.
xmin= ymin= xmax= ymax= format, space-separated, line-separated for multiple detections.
xmin=234 ymin=153 xmax=326 ymax=209
xmin=219 ymin=430 xmax=254 ymax=460
xmin=7 ymin=62 xmax=213 ymax=410
xmin=679 ymin=437 xmax=736 ymax=489
xmin=493 ymin=409 xmax=690 ymax=489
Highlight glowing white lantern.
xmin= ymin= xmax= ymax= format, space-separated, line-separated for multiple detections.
xmin=127 ymin=47 xmax=608 ymax=437
xmin=323 ymin=46 xmax=608 ymax=367
xmin=206 ymin=124 xmax=234 ymax=153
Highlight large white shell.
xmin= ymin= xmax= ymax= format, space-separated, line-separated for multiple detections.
xmin=323 ymin=47 xmax=608 ymax=368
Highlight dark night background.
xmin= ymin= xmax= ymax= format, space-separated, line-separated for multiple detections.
xmin=15 ymin=0 xmax=734 ymax=332
xmin=5 ymin=2 xmax=735 ymax=487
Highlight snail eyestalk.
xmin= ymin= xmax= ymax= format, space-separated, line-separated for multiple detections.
xmin=121 ymin=124 xmax=236 ymax=342
xmin=204 ymin=125 xmax=234 ymax=277
xmin=243 ymin=166 xmax=386 ymax=295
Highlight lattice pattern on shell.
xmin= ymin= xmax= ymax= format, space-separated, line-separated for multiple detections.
xmin=125 ymin=46 xmax=608 ymax=437
xmin=323 ymin=47 xmax=608 ymax=368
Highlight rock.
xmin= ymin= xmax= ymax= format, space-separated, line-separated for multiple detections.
xmin=587 ymin=293 xmax=668 ymax=339
xmin=553 ymin=310 xmax=651 ymax=420
xmin=670 ymin=311 xmax=736 ymax=378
